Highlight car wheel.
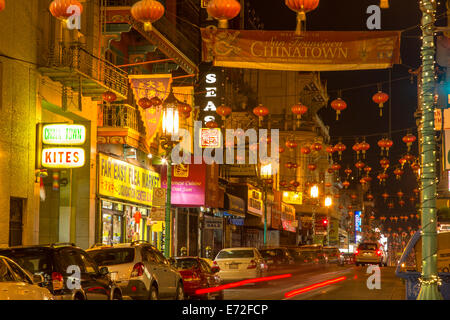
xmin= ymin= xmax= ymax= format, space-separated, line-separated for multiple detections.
xmin=175 ymin=282 xmax=185 ymax=300
xmin=149 ymin=284 xmax=159 ymax=300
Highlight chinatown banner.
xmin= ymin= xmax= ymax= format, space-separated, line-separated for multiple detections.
xmin=129 ymin=74 xmax=172 ymax=147
xmin=201 ymin=28 xmax=401 ymax=71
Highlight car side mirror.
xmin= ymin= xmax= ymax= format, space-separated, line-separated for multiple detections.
xmin=211 ymin=266 xmax=220 ymax=273
xmin=99 ymin=266 xmax=109 ymax=276
xmin=32 ymin=274 xmax=44 ymax=285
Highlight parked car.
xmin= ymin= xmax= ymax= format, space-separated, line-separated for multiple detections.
xmin=87 ymin=241 xmax=184 ymax=300
xmin=355 ymin=242 xmax=387 ymax=266
xmin=170 ymin=257 xmax=223 ymax=300
xmin=214 ymin=247 xmax=267 ymax=282
xmin=258 ymin=247 xmax=295 ymax=270
xmin=323 ymin=247 xmax=341 ymax=264
xmin=298 ymin=245 xmax=327 ymax=265
xmin=0 ymin=243 xmax=122 ymax=300
xmin=0 ymin=256 xmax=54 ymax=300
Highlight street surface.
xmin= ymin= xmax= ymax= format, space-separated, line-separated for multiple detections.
xmin=223 ymin=265 xmax=405 ymax=300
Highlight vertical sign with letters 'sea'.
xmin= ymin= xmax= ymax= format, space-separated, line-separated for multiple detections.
xmin=196 ymin=64 xmax=223 ymax=127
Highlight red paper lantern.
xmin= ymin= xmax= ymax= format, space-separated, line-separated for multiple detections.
xmin=308 ymin=164 xmax=317 ymax=171
xmin=325 ymin=146 xmax=335 ymax=155
xmin=359 ymin=140 xmax=370 ymax=159
xmin=216 ymin=104 xmax=232 ymax=119
xmin=398 ymin=157 xmax=407 ymax=168
xmin=279 ymin=147 xmax=285 ymax=154
xmin=280 ymin=180 xmax=287 ymax=187
xmin=347 ymin=205 xmax=353 ymax=210
xmin=138 ymin=97 xmax=153 ymax=110
xmin=399 ymin=200 xmax=405 ymax=207
xmin=404 ymin=153 xmax=415 ymax=162
xmin=355 ymin=161 xmax=365 ymax=170
xmin=372 ymin=91 xmax=389 ymax=117
xmin=394 ymin=168 xmax=404 ymax=180
xmin=324 ymin=182 xmax=332 ymax=188
xmin=50 ymin=0 xmax=83 ymax=21
xmin=178 ymin=102 xmax=192 ymax=118
xmin=253 ymin=104 xmax=269 ymax=121
xmin=290 ymin=180 xmax=300 ymax=188
xmin=331 ymin=98 xmax=347 ymax=120
xmin=207 ymin=0 xmax=241 ymax=29
xmin=380 ymin=158 xmax=390 ymax=170
xmin=311 ymin=142 xmax=322 ymax=152
xmin=301 ymin=146 xmax=311 ymax=155
xmin=367 ymin=194 xmax=374 ymax=201
xmin=352 ymin=142 xmax=362 ymax=159
xmin=344 ymin=168 xmax=352 ymax=177
xmin=351 ymin=194 xmax=357 ymax=200
xmin=131 ymin=0 xmax=165 ymax=31
xmin=342 ymin=181 xmax=350 ymax=189
xmin=0 ymin=0 xmax=4 ymax=12
xmin=397 ymin=191 xmax=404 ymax=199
xmin=292 ymin=103 xmax=308 ymax=119
xmin=206 ymin=121 xmax=218 ymax=128
xmin=364 ymin=166 xmax=372 ymax=174
xmin=134 ymin=211 xmax=142 ymax=224
xmin=327 ymin=168 xmax=334 ymax=174
xmin=402 ymin=133 xmax=416 ymax=152
xmin=285 ymin=162 xmax=293 ymax=169
xmin=388 ymin=202 xmax=394 ymax=209
xmin=150 ymin=96 xmax=162 ymax=107
xmin=286 ymin=140 xmax=298 ymax=149
xmin=360 ymin=178 xmax=367 ymax=185
xmin=331 ymin=163 xmax=341 ymax=171
xmin=334 ymin=142 xmax=346 ymax=160
xmin=285 ymin=0 xmax=320 ymax=35
xmin=102 ymin=91 xmax=117 ymax=103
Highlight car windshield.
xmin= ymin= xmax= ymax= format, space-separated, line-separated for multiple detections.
xmin=358 ymin=243 xmax=378 ymax=251
xmin=216 ymin=250 xmax=254 ymax=259
xmin=174 ymin=258 xmax=199 ymax=269
xmin=0 ymin=248 xmax=53 ymax=276
xmin=88 ymin=248 xmax=135 ymax=266
xmin=259 ymin=250 xmax=278 ymax=258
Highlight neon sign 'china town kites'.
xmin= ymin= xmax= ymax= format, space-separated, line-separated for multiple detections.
xmin=131 ymin=0 xmax=165 ymax=32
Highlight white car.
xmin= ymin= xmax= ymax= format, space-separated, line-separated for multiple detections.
xmin=0 ymin=256 xmax=53 ymax=300
xmin=87 ymin=241 xmax=184 ymax=300
xmin=355 ymin=242 xmax=387 ymax=267
xmin=214 ymin=247 xmax=267 ymax=283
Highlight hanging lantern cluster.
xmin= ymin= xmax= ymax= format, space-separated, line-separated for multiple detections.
xmin=308 ymin=164 xmax=317 ymax=172
xmin=394 ymin=168 xmax=404 ymax=180
xmin=253 ymin=104 xmax=269 ymax=126
xmin=301 ymin=146 xmax=311 ymax=155
xmin=380 ymin=158 xmax=390 ymax=171
xmin=377 ymin=172 xmax=388 ymax=184
xmin=216 ymin=104 xmax=232 ymax=120
xmin=378 ymin=137 xmax=394 ymax=156
xmin=286 ymin=140 xmax=298 ymax=149
xmin=131 ymin=0 xmax=165 ymax=32
xmin=344 ymin=168 xmax=352 ymax=177
xmin=342 ymin=180 xmax=350 ymax=189
xmin=207 ymin=0 xmax=241 ymax=29
xmin=331 ymin=97 xmax=347 ymax=121
xmin=285 ymin=0 xmax=320 ymax=35
xmin=311 ymin=141 xmax=322 ymax=152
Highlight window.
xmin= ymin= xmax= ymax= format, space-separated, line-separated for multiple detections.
xmin=0 ymin=259 xmax=16 ymax=282
xmin=142 ymin=247 xmax=158 ymax=263
xmin=358 ymin=243 xmax=378 ymax=251
xmin=174 ymin=258 xmax=199 ymax=270
xmin=80 ymin=253 xmax=99 ymax=275
xmin=5 ymin=259 xmax=32 ymax=284
xmin=217 ymin=250 xmax=255 ymax=259
xmin=88 ymin=248 xmax=135 ymax=266
xmin=59 ymin=249 xmax=87 ymax=274
xmin=153 ymin=249 xmax=168 ymax=265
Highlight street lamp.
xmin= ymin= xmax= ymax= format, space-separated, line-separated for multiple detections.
xmin=160 ymin=89 xmax=182 ymax=258
xmin=260 ymin=163 xmax=273 ymax=246
xmin=310 ymin=185 xmax=319 ymax=244
xmin=325 ymin=196 xmax=332 ymax=246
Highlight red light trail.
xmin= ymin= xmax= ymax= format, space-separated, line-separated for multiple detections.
xmin=284 ymin=276 xmax=347 ymax=298
xmin=195 ymin=273 xmax=292 ymax=295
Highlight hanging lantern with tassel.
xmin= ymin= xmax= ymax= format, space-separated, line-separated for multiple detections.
xmin=372 ymin=90 xmax=389 ymax=117
xmin=207 ymin=0 xmax=241 ymax=29
xmin=131 ymin=0 xmax=165 ymax=32
xmin=285 ymin=0 xmax=320 ymax=35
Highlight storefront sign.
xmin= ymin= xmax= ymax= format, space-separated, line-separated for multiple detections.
xmin=282 ymin=191 xmax=303 ymax=205
xmin=42 ymin=148 xmax=85 ymax=168
xmin=226 ymin=164 xmax=256 ymax=177
xmin=281 ymin=203 xmax=296 ymax=221
xmin=200 ymin=128 xmax=222 ymax=148
xmin=230 ymin=218 xmax=244 ymax=226
xmin=248 ymin=187 xmax=263 ymax=216
xmin=149 ymin=207 xmax=166 ymax=221
xmin=202 ymin=29 xmax=401 ymax=71
xmin=42 ymin=124 xmax=86 ymax=145
xmin=98 ymin=154 xmax=161 ymax=207
xmin=204 ymin=216 xmax=223 ymax=229
xmin=153 ymin=187 xmax=166 ymax=207
xmin=196 ymin=65 xmax=223 ymax=127
xmin=225 ymin=193 xmax=245 ymax=217
xmin=355 ymin=211 xmax=362 ymax=232
xmin=282 ymin=219 xmax=297 ymax=233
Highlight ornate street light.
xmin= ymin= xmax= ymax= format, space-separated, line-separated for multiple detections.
xmin=260 ymin=163 xmax=273 ymax=245
xmin=161 ymin=89 xmax=182 ymax=258
xmin=310 ymin=184 xmax=319 ymax=244
xmin=325 ymin=196 xmax=332 ymax=246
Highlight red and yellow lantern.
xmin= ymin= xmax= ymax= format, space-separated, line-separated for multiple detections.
xmin=372 ymin=91 xmax=389 ymax=116
xmin=285 ymin=0 xmax=320 ymax=35
xmin=50 ymin=0 xmax=83 ymax=24
xmin=402 ymin=133 xmax=416 ymax=152
xmin=207 ymin=0 xmax=241 ymax=29
xmin=292 ymin=102 xmax=308 ymax=119
xmin=131 ymin=0 xmax=165 ymax=31
xmin=216 ymin=104 xmax=232 ymax=120
xmin=331 ymin=98 xmax=347 ymax=120
xmin=334 ymin=142 xmax=346 ymax=160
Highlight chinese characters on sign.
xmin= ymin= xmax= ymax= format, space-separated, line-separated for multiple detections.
xmin=200 ymin=128 xmax=222 ymax=148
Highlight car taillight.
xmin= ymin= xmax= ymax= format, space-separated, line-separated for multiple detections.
xmin=247 ymin=260 xmax=257 ymax=269
xmin=212 ymin=261 xmax=218 ymax=267
xmin=131 ymin=262 xmax=144 ymax=278
xmin=355 ymin=249 xmax=359 ymax=255
xmin=51 ymin=272 xmax=64 ymax=290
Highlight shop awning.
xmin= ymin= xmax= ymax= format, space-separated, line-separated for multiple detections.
xmin=223 ymin=193 xmax=245 ymax=218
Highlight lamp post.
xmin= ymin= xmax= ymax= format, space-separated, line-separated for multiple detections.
xmin=417 ymin=0 xmax=442 ymax=300
xmin=325 ymin=196 xmax=332 ymax=246
xmin=260 ymin=163 xmax=273 ymax=246
xmin=160 ymin=89 xmax=181 ymax=258
xmin=310 ymin=185 xmax=319 ymax=244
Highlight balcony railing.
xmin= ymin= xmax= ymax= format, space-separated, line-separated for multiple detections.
xmin=43 ymin=42 xmax=128 ymax=99
xmin=101 ymin=103 xmax=145 ymax=135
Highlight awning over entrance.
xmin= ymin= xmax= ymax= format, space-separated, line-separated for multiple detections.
xmin=223 ymin=193 xmax=245 ymax=218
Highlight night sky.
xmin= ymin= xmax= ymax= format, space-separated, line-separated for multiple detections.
xmin=248 ymin=0 xmax=448 ymax=228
